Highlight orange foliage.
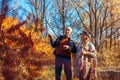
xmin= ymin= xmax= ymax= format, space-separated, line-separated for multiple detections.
xmin=2 ymin=17 xmax=19 ymax=30
xmin=0 ymin=16 xmax=55 ymax=79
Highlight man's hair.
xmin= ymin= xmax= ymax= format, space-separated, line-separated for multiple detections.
xmin=66 ymin=27 xmax=72 ymax=32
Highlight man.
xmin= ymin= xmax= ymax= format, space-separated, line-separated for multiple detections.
xmin=48 ymin=27 xmax=76 ymax=80
xmin=74 ymin=31 xmax=97 ymax=80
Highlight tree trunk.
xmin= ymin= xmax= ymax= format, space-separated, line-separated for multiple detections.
xmin=105 ymin=28 xmax=108 ymax=49
xmin=62 ymin=0 xmax=66 ymax=34
xmin=110 ymin=26 xmax=113 ymax=49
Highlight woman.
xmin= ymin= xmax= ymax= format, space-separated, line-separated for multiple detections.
xmin=74 ymin=31 xmax=97 ymax=80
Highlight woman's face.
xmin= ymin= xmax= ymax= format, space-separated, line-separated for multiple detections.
xmin=80 ymin=35 xmax=88 ymax=41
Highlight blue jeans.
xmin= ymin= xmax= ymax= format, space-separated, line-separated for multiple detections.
xmin=55 ymin=57 xmax=72 ymax=80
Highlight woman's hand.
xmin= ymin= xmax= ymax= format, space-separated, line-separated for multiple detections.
xmin=82 ymin=49 xmax=89 ymax=55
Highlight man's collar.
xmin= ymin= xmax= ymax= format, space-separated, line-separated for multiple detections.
xmin=63 ymin=35 xmax=70 ymax=39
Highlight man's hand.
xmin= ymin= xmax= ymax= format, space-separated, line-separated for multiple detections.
xmin=48 ymin=34 xmax=52 ymax=40
xmin=63 ymin=45 xmax=70 ymax=50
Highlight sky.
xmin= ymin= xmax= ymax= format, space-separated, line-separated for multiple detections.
xmin=15 ymin=0 xmax=34 ymax=21
xmin=1 ymin=0 xmax=119 ymax=41
xmin=15 ymin=0 xmax=59 ymax=37
xmin=16 ymin=0 xmax=81 ymax=40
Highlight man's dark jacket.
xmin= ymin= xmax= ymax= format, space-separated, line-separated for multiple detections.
xmin=50 ymin=35 xmax=76 ymax=59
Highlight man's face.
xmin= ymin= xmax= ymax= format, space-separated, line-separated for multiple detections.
xmin=65 ymin=28 xmax=72 ymax=38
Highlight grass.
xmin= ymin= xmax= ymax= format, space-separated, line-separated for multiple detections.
xmin=40 ymin=64 xmax=79 ymax=80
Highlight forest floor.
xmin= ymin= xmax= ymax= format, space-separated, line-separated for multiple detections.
xmin=0 ymin=60 xmax=120 ymax=80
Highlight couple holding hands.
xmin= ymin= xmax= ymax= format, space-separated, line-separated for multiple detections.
xmin=48 ymin=27 xmax=97 ymax=80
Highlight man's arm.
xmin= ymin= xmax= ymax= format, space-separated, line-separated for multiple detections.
xmin=48 ymin=34 xmax=61 ymax=48
xmin=70 ymin=40 xmax=77 ymax=54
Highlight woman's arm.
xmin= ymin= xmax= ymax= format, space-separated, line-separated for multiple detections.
xmin=82 ymin=43 xmax=96 ymax=58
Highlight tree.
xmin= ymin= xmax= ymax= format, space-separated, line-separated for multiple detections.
xmin=0 ymin=0 xmax=9 ymax=28
xmin=46 ymin=0 xmax=82 ymax=39
xmin=72 ymin=0 xmax=120 ymax=51
xmin=26 ymin=0 xmax=47 ymax=32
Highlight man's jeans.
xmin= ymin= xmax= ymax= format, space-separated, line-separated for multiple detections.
xmin=55 ymin=57 xmax=72 ymax=80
